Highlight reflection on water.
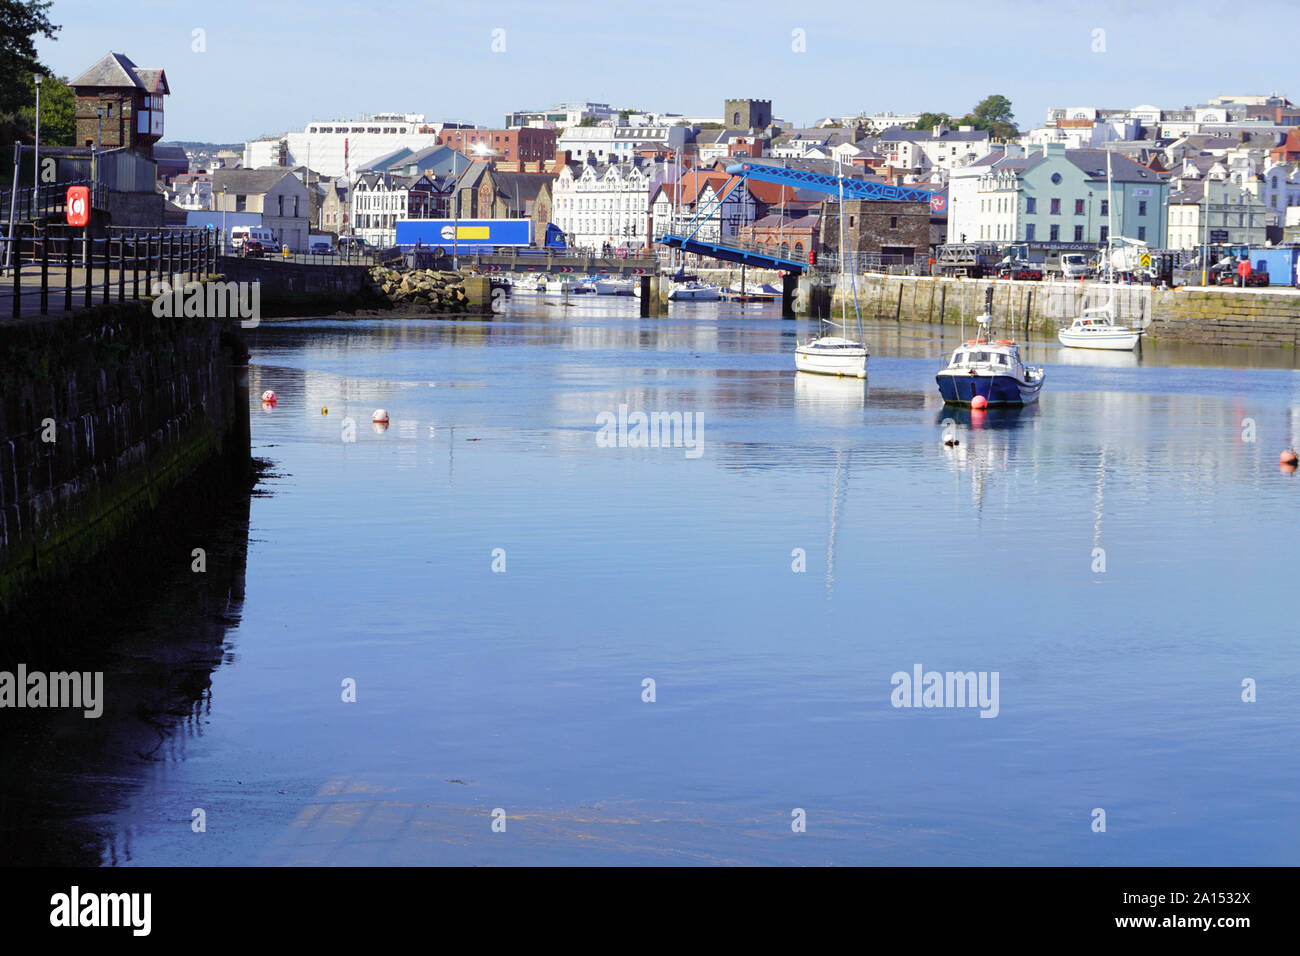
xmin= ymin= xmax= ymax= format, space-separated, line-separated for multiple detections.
xmin=9 ymin=296 xmax=1300 ymax=866
xmin=0 ymin=473 xmax=252 ymax=866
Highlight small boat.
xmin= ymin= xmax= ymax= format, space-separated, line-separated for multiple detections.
xmin=936 ymin=314 xmax=1044 ymax=405
xmin=1057 ymin=149 xmax=1143 ymax=352
xmin=721 ymin=283 xmax=779 ymax=303
xmin=668 ymin=281 xmax=720 ymax=301
xmin=592 ymin=277 xmax=635 ymax=296
xmin=795 ymin=336 xmax=868 ymax=378
xmin=1057 ymin=308 xmax=1142 ymax=350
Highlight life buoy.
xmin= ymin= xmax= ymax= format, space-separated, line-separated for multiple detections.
xmin=996 ymin=340 xmax=1015 ymax=345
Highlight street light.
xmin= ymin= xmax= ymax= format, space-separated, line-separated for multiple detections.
xmin=33 ymin=75 xmax=41 ymax=205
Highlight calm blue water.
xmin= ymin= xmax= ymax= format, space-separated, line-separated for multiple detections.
xmin=38 ymin=295 xmax=1300 ymax=864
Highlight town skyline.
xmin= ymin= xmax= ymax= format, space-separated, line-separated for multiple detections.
xmin=37 ymin=0 xmax=1300 ymax=143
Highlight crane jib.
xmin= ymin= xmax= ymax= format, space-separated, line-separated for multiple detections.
xmin=724 ymin=163 xmax=936 ymax=204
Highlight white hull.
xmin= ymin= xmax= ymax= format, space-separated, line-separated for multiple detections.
xmin=593 ymin=279 xmax=635 ymax=296
xmin=795 ymin=337 xmax=868 ymax=378
xmin=1057 ymin=329 xmax=1141 ymax=350
xmin=668 ymin=284 xmax=720 ymax=301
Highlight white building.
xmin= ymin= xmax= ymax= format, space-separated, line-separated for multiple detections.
xmin=506 ymin=102 xmax=618 ymax=130
xmin=1261 ymin=162 xmax=1300 ymax=225
xmin=1166 ymin=178 xmax=1268 ymax=249
xmin=877 ymin=125 xmax=991 ymax=174
xmin=244 ymin=114 xmax=452 ymax=180
xmin=551 ymin=159 xmax=665 ymax=250
xmin=557 ymin=124 xmax=692 ymax=165
xmin=351 ymin=173 xmax=421 ymax=247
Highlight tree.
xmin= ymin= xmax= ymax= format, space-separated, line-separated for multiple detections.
xmin=17 ymin=72 xmax=73 ymax=144
xmin=969 ymin=94 xmax=1017 ymax=140
xmin=910 ymin=112 xmax=953 ymax=131
xmin=1 ymin=0 xmax=60 ymax=115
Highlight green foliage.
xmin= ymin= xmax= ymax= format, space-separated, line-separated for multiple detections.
xmin=0 ymin=0 xmax=59 ymax=115
xmin=17 ymin=72 xmax=74 ymax=144
xmin=969 ymin=94 xmax=1017 ymax=140
xmin=910 ymin=112 xmax=953 ymax=131
xmin=577 ymin=116 xmax=600 ymax=127
xmin=909 ymin=97 xmax=1018 ymax=140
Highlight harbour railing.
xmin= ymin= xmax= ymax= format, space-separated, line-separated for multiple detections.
xmin=0 ymin=222 xmax=218 ymax=319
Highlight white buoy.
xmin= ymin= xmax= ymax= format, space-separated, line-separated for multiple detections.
xmin=372 ymin=409 xmax=389 ymax=424
xmin=261 ymin=389 xmax=277 ymax=404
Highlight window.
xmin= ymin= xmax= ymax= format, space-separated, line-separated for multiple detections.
xmin=890 ymin=216 xmax=897 ymax=228
xmin=236 ymin=194 xmax=247 ymax=212
xmin=1026 ymin=197 xmax=1036 ymax=214
xmin=1050 ymin=224 xmax=1059 ymax=240
xmin=1100 ymin=199 xmax=1109 ymax=215
xmin=1026 ymin=223 xmax=1036 ymax=240
xmin=1138 ymin=200 xmax=1147 ymax=216
xmin=1138 ymin=226 xmax=1146 ymax=240
xmin=1050 ymin=198 xmax=1061 ymax=215
xmin=1074 ymin=225 xmax=1083 ymax=241
xmin=1099 ymin=225 xmax=1109 ymax=241
xmin=1075 ymin=199 xmax=1084 ymax=215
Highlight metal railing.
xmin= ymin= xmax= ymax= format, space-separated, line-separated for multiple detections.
xmin=0 ymin=223 xmax=218 ymax=319
xmin=1 ymin=180 xmax=107 ymax=224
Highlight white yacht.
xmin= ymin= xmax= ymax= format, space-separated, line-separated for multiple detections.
xmin=592 ymin=277 xmax=635 ymax=296
xmin=1057 ymin=307 xmax=1142 ymax=350
xmin=795 ymin=337 xmax=869 ymax=378
xmin=1057 ymin=149 xmax=1144 ymax=352
xmin=796 ymin=162 xmax=869 ymax=379
xmin=667 ymin=280 xmax=720 ymax=301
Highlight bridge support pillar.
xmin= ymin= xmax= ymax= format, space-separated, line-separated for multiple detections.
xmin=781 ymin=273 xmax=798 ymax=319
xmin=639 ymin=275 xmax=665 ymax=317
xmin=464 ymin=275 xmax=492 ymax=314
xmin=796 ymin=276 xmax=831 ymax=318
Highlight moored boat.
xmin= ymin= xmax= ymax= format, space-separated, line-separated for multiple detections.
xmin=936 ymin=320 xmax=1044 ymax=405
xmin=1057 ymin=308 xmax=1142 ymax=350
xmin=668 ymin=281 xmax=721 ymax=301
xmin=795 ymin=337 xmax=868 ymax=378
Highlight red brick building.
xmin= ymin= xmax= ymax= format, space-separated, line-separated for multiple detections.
xmin=437 ymin=128 xmax=557 ymax=164
xmin=69 ymin=51 xmax=169 ymax=156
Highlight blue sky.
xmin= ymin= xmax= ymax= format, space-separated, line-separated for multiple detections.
xmin=38 ymin=0 xmax=1300 ymax=143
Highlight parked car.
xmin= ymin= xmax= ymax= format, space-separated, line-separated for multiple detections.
xmin=338 ymin=236 xmax=370 ymax=256
xmin=243 ymin=239 xmax=268 ymax=258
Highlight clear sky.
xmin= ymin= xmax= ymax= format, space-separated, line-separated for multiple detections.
xmin=36 ymin=0 xmax=1300 ymax=143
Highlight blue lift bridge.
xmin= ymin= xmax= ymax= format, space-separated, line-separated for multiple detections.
xmin=655 ymin=161 xmax=939 ymax=274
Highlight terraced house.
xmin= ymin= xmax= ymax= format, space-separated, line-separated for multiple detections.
xmin=552 ymin=158 xmax=670 ymax=250
xmin=946 ymin=143 xmax=1168 ymax=246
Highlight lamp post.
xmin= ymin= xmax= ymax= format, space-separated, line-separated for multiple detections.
xmin=221 ymin=187 xmax=227 ymax=253
xmin=94 ymin=107 xmax=103 ymax=195
xmin=1202 ymin=177 xmax=1210 ymax=286
xmin=33 ymin=75 xmax=41 ymax=208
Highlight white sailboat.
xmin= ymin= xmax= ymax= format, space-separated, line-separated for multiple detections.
xmin=1058 ymin=148 xmax=1144 ymax=352
xmin=796 ymin=162 xmax=867 ymax=378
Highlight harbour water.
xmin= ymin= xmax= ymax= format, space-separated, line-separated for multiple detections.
xmin=5 ymin=294 xmax=1300 ymax=866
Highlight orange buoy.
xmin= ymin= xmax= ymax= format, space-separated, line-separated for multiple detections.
xmin=372 ymin=409 xmax=389 ymax=424
xmin=971 ymin=395 xmax=988 ymax=410
xmin=261 ymin=389 xmax=276 ymax=404
xmin=1281 ymin=449 xmax=1298 ymax=466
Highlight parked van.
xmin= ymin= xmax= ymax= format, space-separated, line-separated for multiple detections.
xmin=230 ymin=225 xmax=277 ymax=253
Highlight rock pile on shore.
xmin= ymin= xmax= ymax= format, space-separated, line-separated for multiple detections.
xmin=368 ymin=266 xmax=469 ymax=312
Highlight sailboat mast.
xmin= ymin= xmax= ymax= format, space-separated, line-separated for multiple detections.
xmin=1106 ymin=147 xmax=1115 ymax=311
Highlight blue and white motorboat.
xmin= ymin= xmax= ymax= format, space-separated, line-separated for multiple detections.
xmin=936 ymin=314 xmax=1045 ymax=405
